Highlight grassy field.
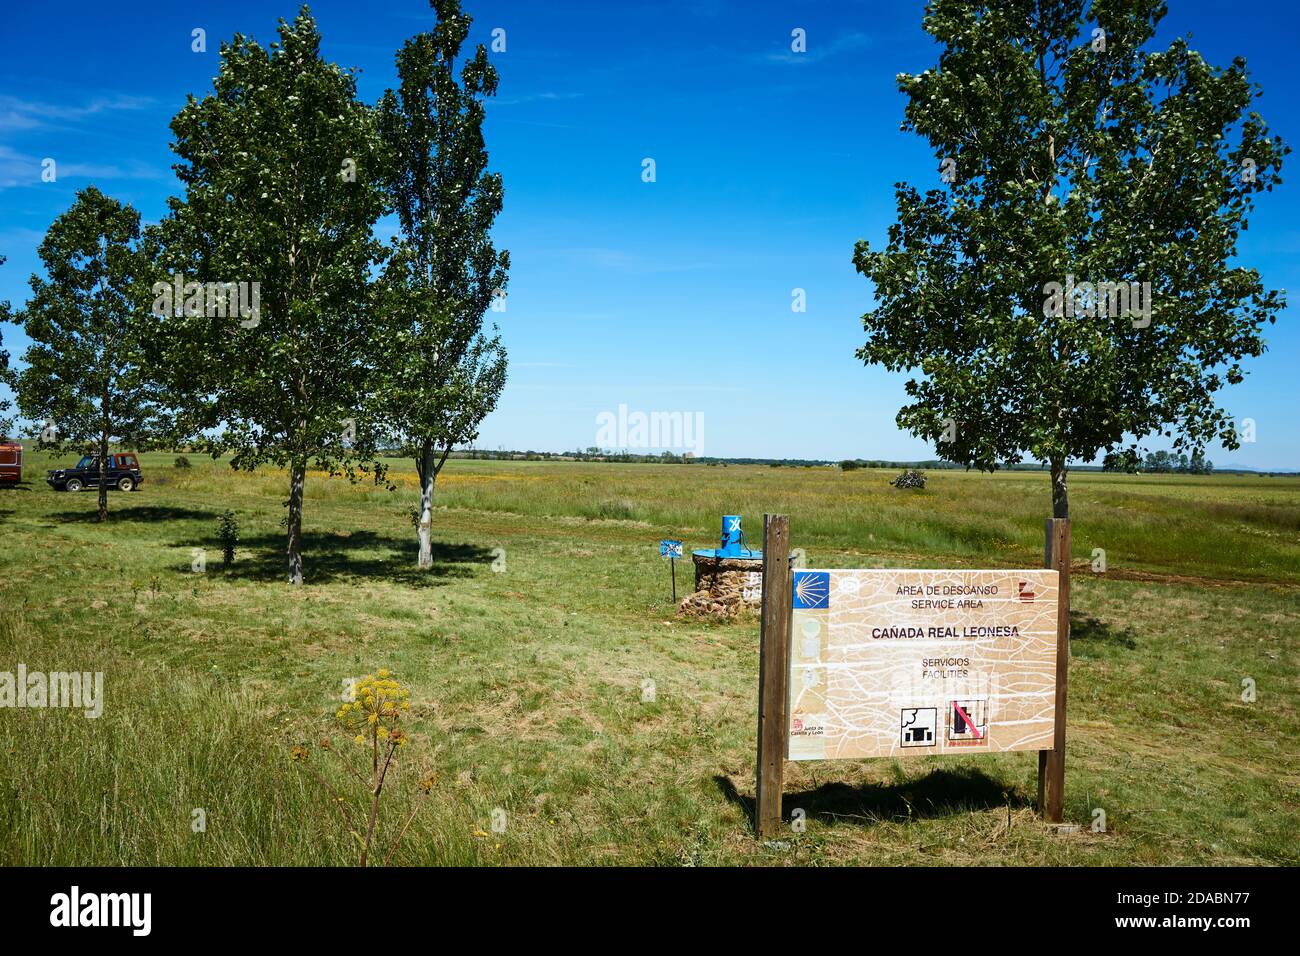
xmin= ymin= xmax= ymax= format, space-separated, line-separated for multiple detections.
xmin=1 ymin=450 xmax=1296 ymax=866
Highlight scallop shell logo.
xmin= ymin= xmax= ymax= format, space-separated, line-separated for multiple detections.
xmin=792 ymin=571 xmax=830 ymax=609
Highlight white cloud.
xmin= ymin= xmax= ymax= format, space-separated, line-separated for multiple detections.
xmin=495 ymin=91 xmax=583 ymax=107
xmin=0 ymin=145 xmax=163 ymax=190
xmin=0 ymin=93 xmax=152 ymax=132
xmin=765 ymin=31 xmax=872 ymax=65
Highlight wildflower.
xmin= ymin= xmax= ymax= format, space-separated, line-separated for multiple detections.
xmin=290 ymin=745 xmax=309 ymax=763
xmin=312 ymin=669 xmax=424 ymax=868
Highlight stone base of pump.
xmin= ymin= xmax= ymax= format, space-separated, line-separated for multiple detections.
xmin=677 ymin=554 xmax=764 ymax=619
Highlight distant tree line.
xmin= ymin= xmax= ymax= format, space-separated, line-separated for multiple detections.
xmin=445 ymin=447 xmax=700 ymax=463
xmin=449 ymin=448 xmax=832 ymax=466
xmin=1129 ymin=450 xmax=1215 ymax=475
xmin=841 ymin=459 xmax=964 ymax=471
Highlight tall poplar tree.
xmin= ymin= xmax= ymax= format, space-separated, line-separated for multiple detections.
xmin=0 ymin=255 xmax=14 ymax=438
xmin=855 ymin=0 xmax=1287 ymax=518
xmin=157 ymin=7 xmax=389 ymax=583
xmin=377 ymin=0 xmax=509 ymax=568
xmin=15 ymin=188 xmax=163 ymax=521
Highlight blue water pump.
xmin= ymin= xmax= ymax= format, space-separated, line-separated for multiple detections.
xmin=692 ymin=514 xmax=763 ymax=560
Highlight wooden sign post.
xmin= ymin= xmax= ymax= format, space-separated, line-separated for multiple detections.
xmin=755 ymin=514 xmax=791 ymax=838
xmin=754 ymin=514 xmax=1072 ymax=838
xmin=1038 ymin=517 xmax=1071 ymax=823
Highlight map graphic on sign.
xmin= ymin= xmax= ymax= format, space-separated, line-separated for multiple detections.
xmin=788 ymin=569 xmax=1058 ymax=760
xmin=659 ymin=539 xmax=683 ymax=558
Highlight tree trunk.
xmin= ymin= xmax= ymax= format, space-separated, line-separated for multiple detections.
xmin=97 ymin=430 xmax=109 ymax=523
xmin=286 ymin=459 xmax=307 ymax=585
xmin=1049 ymin=457 xmax=1069 ymax=520
xmin=416 ymin=442 xmax=436 ymax=569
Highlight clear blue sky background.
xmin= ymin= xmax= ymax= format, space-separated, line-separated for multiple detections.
xmin=2 ymin=0 xmax=1297 ymax=467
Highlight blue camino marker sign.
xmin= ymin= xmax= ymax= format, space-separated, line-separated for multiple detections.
xmin=659 ymin=539 xmax=683 ymax=601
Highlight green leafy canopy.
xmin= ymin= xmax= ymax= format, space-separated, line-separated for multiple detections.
xmin=0 ymin=255 xmax=13 ymax=437
xmin=376 ymin=0 xmax=509 ymax=476
xmin=855 ymin=0 xmax=1288 ymax=507
xmin=15 ymin=188 xmax=167 ymax=455
xmin=154 ymin=5 xmax=390 ymax=481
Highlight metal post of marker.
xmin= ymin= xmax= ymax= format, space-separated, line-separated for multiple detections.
xmin=660 ymin=538 xmax=683 ymax=603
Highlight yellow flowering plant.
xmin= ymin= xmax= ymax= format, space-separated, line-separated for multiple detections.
xmin=292 ymin=669 xmax=432 ymax=866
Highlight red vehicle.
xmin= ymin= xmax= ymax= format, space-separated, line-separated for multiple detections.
xmin=0 ymin=439 xmax=22 ymax=485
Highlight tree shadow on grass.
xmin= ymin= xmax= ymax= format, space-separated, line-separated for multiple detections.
xmin=48 ymin=504 xmax=222 ymax=524
xmin=716 ymin=765 xmax=1030 ymax=829
xmin=1070 ymin=611 xmax=1137 ymax=650
xmin=199 ymin=529 xmax=494 ymax=587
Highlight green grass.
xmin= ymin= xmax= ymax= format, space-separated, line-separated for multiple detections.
xmin=0 ymin=450 xmax=1296 ymax=865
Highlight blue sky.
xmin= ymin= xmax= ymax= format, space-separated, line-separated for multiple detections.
xmin=2 ymin=0 xmax=1297 ymax=467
